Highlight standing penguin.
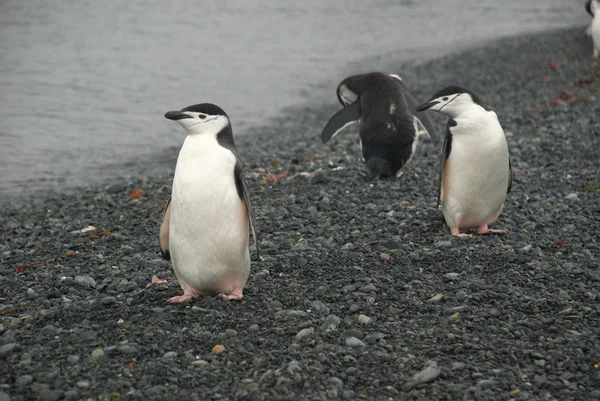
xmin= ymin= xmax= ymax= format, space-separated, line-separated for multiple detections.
xmin=588 ymin=0 xmax=600 ymax=58
xmin=416 ymin=86 xmax=511 ymax=237
xmin=321 ymin=72 xmax=437 ymax=180
xmin=160 ymin=103 xmax=258 ymax=302
xmin=586 ymin=0 xmax=596 ymax=36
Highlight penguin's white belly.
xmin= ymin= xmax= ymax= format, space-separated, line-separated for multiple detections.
xmin=592 ymin=15 xmax=600 ymax=51
xmin=169 ymin=141 xmax=249 ymax=294
xmin=443 ymin=126 xmax=508 ymax=229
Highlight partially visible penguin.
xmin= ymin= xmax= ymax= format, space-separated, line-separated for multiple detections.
xmin=321 ymin=72 xmax=437 ymax=180
xmin=589 ymin=0 xmax=600 ymax=58
xmin=586 ymin=0 xmax=596 ymax=37
xmin=416 ymin=86 xmax=511 ymax=238
xmin=160 ymin=103 xmax=258 ymax=302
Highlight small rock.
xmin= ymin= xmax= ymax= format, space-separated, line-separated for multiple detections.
xmin=249 ymin=324 xmax=259 ymax=332
xmin=211 ymin=344 xmax=225 ymax=354
xmin=451 ymin=362 xmax=465 ymax=371
xmin=311 ymin=300 xmax=330 ymax=315
xmin=192 ymin=359 xmax=208 ymax=367
xmin=117 ymin=344 xmax=137 ymax=354
xmin=91 ymin=348 xmax=104 ymax=358
xmin=403 ymin=361 xmax=441 ymax=391
xmin=323 ymin=315 xmax=341 ymax=332
xmin=309 ymin=172 xmax=328 ymax=185
xmin=295 ymin=327 xmax=314 ymax=340
xmin=101 ymin=296 xmax=117 ymax=305
xmin=163 ymin=351 xmax=177 ymax=359
xmin=15 ymin=374 xmax=34 ymax=388
xmin=359 ymin=283 xmax=377 ymax=293
xmin=76 ymin=380 xmax=90 ymax=389
xmin=225 ymin=329 xmax=237 ymax=337
xmin=477 ymin=379 xmax=495 ymax=388
xmin=67 ymin=355 xmax=79 ymax=364
xmin=449 ymin=312 xmax=460 ymax=322
xmin=428 ymin=293 xmax=445 ymax=304
xmin=380 ymin=253 xmax=390 ymax=261
xmin=564 ymin=193 xmax=578 ymax=201
xmin=444 ymin=272 xmax=460 ymax=280
xmin=27 ymin=288 xmax=36 ymax=298
xmin=345 ymin=337 xmax=366 ymax=347
xmin=341 ymin=329 xmax=364 ymax=340
xmin=489 ymin=308 xmax=500 ymax=317
xmin=74 ymin=275 xmax=96 ymax=288
xmin=0 ymin=343 xmax=18 ymax=357
xmin=434 ymin=241 xmax=453 ymax=248
xmin=357 ymin=314 xmax=373 ymax=325
xmin=534 ymin=359 xmax=546 ymax=367
xmin=40 ymin=390 xmax=63 ymax=401
xmin=455 ymin=290 xmax=467 ymax=301
xmin=41 ymin=325 xmax=60 ymax=337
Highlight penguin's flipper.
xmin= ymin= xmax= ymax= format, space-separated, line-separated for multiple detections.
xmin=586 ymin=0 xmax=593 ymax=16
xmin=321 ymin=100 xmax=362 ymax=143
xmin=160 ymin=197 xmax=171 ymax=260
xmin=234 ymin=163 xmax=260 ymax=261
xmin=401 ymin=85 xmax=438 ymax=142
xmin=438 ymin=120 xmax=455 ymax=209
xmin=507 ymin=157 xmax=513 ymax=194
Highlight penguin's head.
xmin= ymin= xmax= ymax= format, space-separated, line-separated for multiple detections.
xmin=416 ymin=86 xmax=485 ymax=117
xmin=164 ymin=103 xmax=229 ymax=135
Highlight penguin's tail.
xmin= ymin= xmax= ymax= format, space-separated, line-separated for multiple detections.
xmin=365 ymin=157 xmax=393 ymax=181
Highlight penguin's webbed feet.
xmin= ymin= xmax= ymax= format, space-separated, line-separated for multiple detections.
xmin=476 ymin=224 xmax=505 ymax=235
xmin=219 ymin=288 xmax=244 ymax=301
xmin=168 ymin=294 xmax=200 ymax=303
xmin=450 ymin=227 xmax=474 ymax=238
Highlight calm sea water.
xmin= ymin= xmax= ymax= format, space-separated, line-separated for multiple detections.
xmin=0 ymin=0 xmax=588 ymax=198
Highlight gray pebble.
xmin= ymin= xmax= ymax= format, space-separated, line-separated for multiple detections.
xmin=118 ymin=344 xmax=137 ymax=354
xmin=345 ymin=337 xmax=366 ymax=347
xmin=76 ymin=380 xmax=90 ymax=389
xmin=403 ymin=361 xmax=441 ymax=391
xmin=489 ymin=308 xmax=500 ymax=317
xmin=78 ymin=330 xmax=98 ymax=343
xmin=359 ymin=283 xmax=377 ymax=293
xmin=341 ymin=329 xmax=364 ymax=340
xmin=0 ymin=343 xmax=18 ymax=357
xmin=0 ymin=391 xmax=9 ymax=401
xmin=163 ymin=351 xmax=177 ymax=359
xmin=225 ymin=329 xmax=238 ymax=337
xmin=477 ymin=379 xmax=495 ymax=388
xmin=67 ymin=355 xmax=79 ymax=364
xmin=249 ymin=324 xmax=259 ymax=332
xmin=451 ymin=362 xmax=465 ymax=371
xmin=15 ymin=374 xmax=34 ymax=388
xmin=323 ymin=314 xmax=341 ymax=332
xmin=311 ymin=300 xmax=330 ymax=315
xmin=74 ymin=275 xmax=96 ymax=288
xmin=315 ymin=285 xmax=328 ymax=296
xmin=564 ymin=192 xmax=578 ymax=201
xmin=27 ymin=288 xmax=37 ymax=298
xmin=444 ymin=272 xmax=460 ymax=280
xmin=64 ymin=390 xmax=79 ymax=400
xmin=40 ymin=390 xmax=64 ymax=401
xmin=455 ymin=290 xmax=467 ymax=301
xmin=534 ymin=359 xmax=546 ymax=367
xmin=434 ymin=241 xmax=453 ymax=248
xmin=41 ymin=325 xmax=60 ymax=337
xmin=101 ymin=296 xmax=117 ymax=305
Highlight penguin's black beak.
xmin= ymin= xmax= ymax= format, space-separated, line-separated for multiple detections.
xmin=415 ymin=101 xmax=439 ymax=112
xmin=164 ymin=111 xmax=193 ymax=120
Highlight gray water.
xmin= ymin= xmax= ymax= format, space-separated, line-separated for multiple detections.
xmin=0 ymin=0 xmax=589 ymax=198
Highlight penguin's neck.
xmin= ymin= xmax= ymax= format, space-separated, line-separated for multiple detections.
xmin=449 ymin=104 xmax=489 ymax=120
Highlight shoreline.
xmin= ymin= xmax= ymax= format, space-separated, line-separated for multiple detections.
xmin=1 ymin=26 xmax=600 ymax=401
xmin=1 ymin=25 xmax=593 ymax=207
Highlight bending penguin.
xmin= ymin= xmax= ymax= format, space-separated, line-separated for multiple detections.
xmin=321 ymin=72 xmax=437 ymax=180
xmin=416 ymin=86 xmax=512 ymax=238
xmin=588 ymin=0 xmax=600 ymax=58
xmin=160 ymin=103 xmax=259 ymax=302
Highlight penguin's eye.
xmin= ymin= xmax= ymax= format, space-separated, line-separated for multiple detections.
xmin=198 ymin=114 xmax=206 ymax=120
xmin=442 ymin=97 xmax=449 ymax=101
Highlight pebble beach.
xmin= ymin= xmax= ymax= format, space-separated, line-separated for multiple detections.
xmin=1 ymin=26 xmax=600 ymax=401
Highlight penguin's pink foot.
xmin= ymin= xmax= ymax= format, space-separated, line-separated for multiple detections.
xmin=219 ymin=288 xmax=244 ymax=301
xmin=395 ymin=171 xmax=404 ymax=179
xmin=168 ymin=294 xmax=199 ymax=303
xmin=593 ymin=50 xmax=600 ymax=60
xmin=168 ymin=278 xmax=202 ymax=303
xmin=477 ymin=224 xmax=505 ymax=235
xmin=450 ymin=227 xmax=473 ymax=238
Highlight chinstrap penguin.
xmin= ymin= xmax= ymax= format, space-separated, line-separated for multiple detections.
xmin=416 ymin=86 xmax=512 ymax=237
xmin=321 ymin=72 xmax=437 ymax=180
xmin=160 ymin=103 xmax=259 ymax=302
xmin=588 ymin=0 xmax=600 ymax=58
